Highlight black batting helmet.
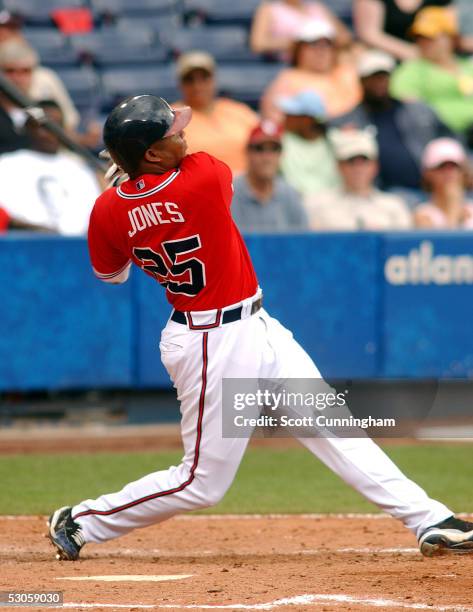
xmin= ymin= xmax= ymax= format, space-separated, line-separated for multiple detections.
xmin=103 ymin=95 xmax=192 ymax=173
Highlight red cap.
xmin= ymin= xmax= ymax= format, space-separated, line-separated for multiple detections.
xmin=248 ymin=120 xmax=283 ymax=145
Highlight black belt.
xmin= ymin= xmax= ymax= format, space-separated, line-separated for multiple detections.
xmin=171 ymin=297 xmax=263 ymax=327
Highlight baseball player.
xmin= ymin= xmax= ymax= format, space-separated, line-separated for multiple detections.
xmin=48 ymin=95 xmax=473 ymax=560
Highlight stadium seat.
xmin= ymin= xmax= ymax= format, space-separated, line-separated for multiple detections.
xmin=3 ymin=0 xmax=85 ymax=25
xmin=91 ymin=0 xmax=177 ymax=17
xmin=183 ymin=0 xmax=260 ymax=25
xmin=172 ymin=26 xmax=259 ymax=62
xmin=115 ymin=14 xmax=182 ymax=40
xmin=217 ymin=63 xmax=283 ymax=107
xmin=101 ymin=65 xmax=180 ymax=109
xmin=55 ymin=67 xmax=100 ymax=108
xmin=69 ymin=29 xmax=168 ymax=66
xmin=23 ymin=28 xmax=78 ymax=67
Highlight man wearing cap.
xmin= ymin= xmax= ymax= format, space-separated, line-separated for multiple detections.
xmin=0 ymin=35 xmax=81 ymax=134
xmin=261 ymin=20 xmax=361 ymax=123
xmin=277 ymin=90 xmax=340 ymax=199
xmin=231 ymin=121 xmax=308 ymax=232
xmin=307 ymin=128 xmax=412 ymax=230
xmin=390 ymin=7 xmax=473 ymax=137
xmin=174 ymin=50 xmax=258 ymax=175
xmin=332 ymin=48 xmax=452 ymax=203
xmin=0 ymin=39 xmax=35 ymax=154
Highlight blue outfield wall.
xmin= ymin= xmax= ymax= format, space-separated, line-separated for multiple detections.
xmin=382 ymin=232 xmax=473 ymax=378
xmin=0 ymin=231 xmax=472 ymax=391
xmin=0 ymin=235 xmax=133 ymax=391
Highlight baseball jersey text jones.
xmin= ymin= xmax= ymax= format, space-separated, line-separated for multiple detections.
xmin=88 ymin=152 xmax=257 ymax=311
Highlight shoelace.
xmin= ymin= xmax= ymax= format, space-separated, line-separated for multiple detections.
xmin=65 ymin=517 xmax=85 ymax=548
xmin=70 ymin=529 xmax=85 ymax=548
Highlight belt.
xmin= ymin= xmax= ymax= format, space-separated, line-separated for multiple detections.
xmin=171 ymin=297 xmax=263 ymax=328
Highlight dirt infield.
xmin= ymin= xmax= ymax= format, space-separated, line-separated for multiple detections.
xmin=1 ymin=514 xmax=473 ymax=611
xmin=1 ymin=428 xmax=473 ymax=610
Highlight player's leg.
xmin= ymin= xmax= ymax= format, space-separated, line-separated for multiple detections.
xmin=64 ymin=315 xmax=265 ymax=546
xmin=258 ymin=310 xmax=453 ymax=538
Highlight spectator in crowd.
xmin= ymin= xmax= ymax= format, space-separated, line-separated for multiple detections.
xmin=354 ymin=0 xmax=452 ymax=60
xmin=250 ymin=0 xmax=352 ymax=59
xmin=261 ymin=21 xmax=361 ymax=123
xmin=0 ymin=10 xmax=22 ymax=43
xmin=0 ymin=39 xmax=35 ymax=154
xmin=390 ymin=7 xmax=473 ymax=139
xmin=332 ymin=49 xmax=452 ymax=203
xmin=175 ymin=51 xmax=258 ymax=175
xmin=0 ymin=36 xmax=80 ymax=133
xmin=232 ymin=121 xmax=308 ymax=232
xmin=0 ymin=100 xmax=100 ymax=234
xmin=0 ymin=23 xmax=101 ymax=147
xmin=454 ymin=0 xmax=473 ymax=53
xmin=278 ymin=90 xmax=340 ymax=199
xmin=415 ymin=138 xmax=473 ymax=227
xmin=307 ymin=128 xmax=412 ymax=229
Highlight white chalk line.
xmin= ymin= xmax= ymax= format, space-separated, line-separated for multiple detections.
xmin=329 ymin=547 xmax=419 ymax=554
xmin=0 ymin=545 xmax=421 ymax=558
xmin=47 ymin=594 xmax=473 ymax=611
xmin=0 ymin=513 xmax=389 ymax=520
xmin=3 ymin=512 xmax=473 ymax=521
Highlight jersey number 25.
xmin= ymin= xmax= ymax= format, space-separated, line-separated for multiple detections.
xmin=133 ymin=235 xmax=206 ymax=297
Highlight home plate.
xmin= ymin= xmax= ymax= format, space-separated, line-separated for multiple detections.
xmin=57 ymin=575 xmax=193 ymax=582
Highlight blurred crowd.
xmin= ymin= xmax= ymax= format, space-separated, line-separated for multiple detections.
xmin=1 ymin=0 xmax=473 ymax=234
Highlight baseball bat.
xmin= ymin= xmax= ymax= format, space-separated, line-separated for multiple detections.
xmin=0 ymin=71 xmax=107 ymax=173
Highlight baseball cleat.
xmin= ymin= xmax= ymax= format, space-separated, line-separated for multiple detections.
xmin=47 ymin=506 xmax=85 ymax=560
xmin=419 ymin=516 xmax=473 ymax=557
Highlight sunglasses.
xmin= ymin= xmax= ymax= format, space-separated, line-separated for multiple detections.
xmin=181 ymin=71 xmax=213 ymax=84
xmin=3 ymin=66 xmax=33 ymax=74
xmin=342 ymin=155 xmax=372 ymax=164
xmin=248 ymin=142 xmax=282 ymax=153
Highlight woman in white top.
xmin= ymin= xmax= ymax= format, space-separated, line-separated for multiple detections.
xmin=250 ymin=0 xmax=352 ymax=56
xmin=415 ymin=138 xmax=473 ymax=229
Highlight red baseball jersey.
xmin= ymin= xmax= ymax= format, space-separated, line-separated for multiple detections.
xmin=88 ymin=152 xmax=258 ymax=311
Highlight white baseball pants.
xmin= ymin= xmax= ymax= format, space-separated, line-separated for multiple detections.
xmin=72 ymin=297 xmax=451 ymax=543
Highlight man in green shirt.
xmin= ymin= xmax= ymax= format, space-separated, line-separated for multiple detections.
xmin=390 ymin=6 xmax=473 ymax=136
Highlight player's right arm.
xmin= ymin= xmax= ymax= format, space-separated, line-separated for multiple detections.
xmin=88 ymin=192 xmax=131 ymax=284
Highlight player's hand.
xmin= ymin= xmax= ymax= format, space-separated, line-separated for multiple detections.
xmin=99 ymin=149 xmax=129 ymax=187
